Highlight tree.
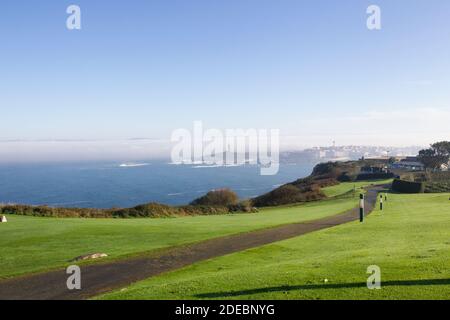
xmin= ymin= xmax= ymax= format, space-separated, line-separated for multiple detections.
xmin=418 ymin=141 xmax=450 ymax=171
xmin=431 ymin=141 xmax=450 ymax=158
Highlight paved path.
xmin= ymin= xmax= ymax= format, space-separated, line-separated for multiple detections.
xmin=0 ymin=186 xmax=385 ymax=300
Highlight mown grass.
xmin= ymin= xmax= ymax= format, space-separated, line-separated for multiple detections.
xmin=98 ymin=193 xmax=450 ymax=300
xmin=322 ymin=179 xmax=392 ymax=198
xmin=0 ymin=196 xmax=359 ymax=279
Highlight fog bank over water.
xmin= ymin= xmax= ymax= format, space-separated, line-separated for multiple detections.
xmin=2 ymin=107 xmax=449 ymax=163
xmin=0 ymin=139 xmax=171 ymax=163
xmin=0 ymin=137 xmax=431 ymax=164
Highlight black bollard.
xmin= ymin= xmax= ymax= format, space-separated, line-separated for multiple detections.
xmin=360 ymin=194 xmax=365 ymax=222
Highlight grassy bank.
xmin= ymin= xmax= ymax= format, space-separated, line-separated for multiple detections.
xmin=322 ymin=179 xmax=392 ymax=198
xmin=98 ymin=193 xmax=450 ymax=300
xmin=0 ymin=195 xmax=359 ymax=279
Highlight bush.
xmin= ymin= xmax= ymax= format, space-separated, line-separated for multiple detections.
xmin=113 ymin=203 xmax=181 ymax=218
xmin=190 ymin=189 xmax=239 ymax=206
xmin=424 ymin=182 xmax=450 ymax=193
xmin=0 ymin=202 xmax=238 ymax=219
xmin=179 ymin=205 xmax=230 ymax=216
xmin=252 ymin=184 xmax=324 ymax=207
xmin=338 ymin=173 xmax=354 ymax=182
xmin=396 ymin=171 xmax=450 ymax=193
xmin=392 ymin=179 xmax=425 ymax=194
xmin=356 ymin=172 xmax=394 ymax=181
xmin=0 ymin=204 xmax=112 ymax=218
xmin=312 ymin=162 xmax=341 ymax=176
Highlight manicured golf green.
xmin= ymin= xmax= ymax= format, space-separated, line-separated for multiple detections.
xmin=322 ymin=179 xmax=393 ymax=198
xmin=99 ymin=193 xmax=450 ymax=300
xmin=0 ymin=196 xmax=358 ymax=279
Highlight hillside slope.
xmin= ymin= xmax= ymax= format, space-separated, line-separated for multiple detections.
xmin=253 ymin=160 xmax=393 ymax=207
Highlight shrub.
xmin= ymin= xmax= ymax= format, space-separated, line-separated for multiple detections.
xmin=312 ymin=162 xmax=341 ymax=176
xmin=424 ymin=182 xmax=450 ymax=193
xmin=228 ymin=200 xmax=258 ymax=213
xmin=182 ymin=205 xmax=230 ymax=215
xmin=0 ymin=202 xmax=236 ymax=219
xmin=252 ymin=184 xmax=325 ymax=207
xmin=392 ymin=179 xmax=425 ymax=194
xmin=113 ymin=203 xmax=181 ymax=218
xmin=356 ymin=172 xmax=394 ymax=181
xmin=190 ymin=189 xmax=239 ymax=206
xmin=338 ymin=173 xmax=354 ymax=182
xmin=0 ymin=204 xmax=112 ymax=218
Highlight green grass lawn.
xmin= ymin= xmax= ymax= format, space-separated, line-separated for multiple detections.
xmin=322 ymin=179 xmax=393 ymax=198
xmin=0 ymin=196 xmax=359 ymax=279
xmin=98 ymin=193 xmax=450 ymax=300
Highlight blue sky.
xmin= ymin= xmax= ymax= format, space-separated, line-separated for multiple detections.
xmin=1 ymin=0 xmax=450 ymax=160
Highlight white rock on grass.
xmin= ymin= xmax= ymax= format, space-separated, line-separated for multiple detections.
xmin=0 ymin=215 xmax=7 ymax=223
xmin=73 ymin=253 xmax=108 ymax=262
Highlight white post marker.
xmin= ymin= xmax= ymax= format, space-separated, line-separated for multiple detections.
xmin=359 ymin=194 xmax=365 ymax=222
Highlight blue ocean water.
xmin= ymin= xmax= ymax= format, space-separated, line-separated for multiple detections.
xmin=0 ymin=162 xmax=313 ymax=209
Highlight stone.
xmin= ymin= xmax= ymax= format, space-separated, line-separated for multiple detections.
xmin=73 ymin=253 xmax=108 ymax=262
xmin=0 ymin=215 xmax=7 ymax=223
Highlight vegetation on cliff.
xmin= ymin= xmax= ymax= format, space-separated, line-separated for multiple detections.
xmin=252 ymin=159 xmax=392 ymax=207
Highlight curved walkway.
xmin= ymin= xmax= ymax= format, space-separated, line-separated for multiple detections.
xmin=0 ymin=186 xmax=385 ymax=300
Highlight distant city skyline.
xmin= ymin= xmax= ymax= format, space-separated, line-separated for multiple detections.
xmin=1 ymin=1 xmax=450 ymax=162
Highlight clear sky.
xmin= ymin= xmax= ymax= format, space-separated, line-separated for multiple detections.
xmin=1 ymin=0 xmax=450 ymax=161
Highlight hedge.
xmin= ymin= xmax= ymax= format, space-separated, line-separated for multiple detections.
xmin=356 ymin=172 xmax=394 ymax=181
xmin=391 ymin=179 xmax=425 ymax=194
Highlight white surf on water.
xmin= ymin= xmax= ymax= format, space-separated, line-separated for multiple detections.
xmin=119 ymin=163 xmax=151 ymax=168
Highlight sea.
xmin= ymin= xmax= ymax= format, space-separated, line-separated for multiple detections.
xmin=0 ymin=161 xmax=314 ymax=209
